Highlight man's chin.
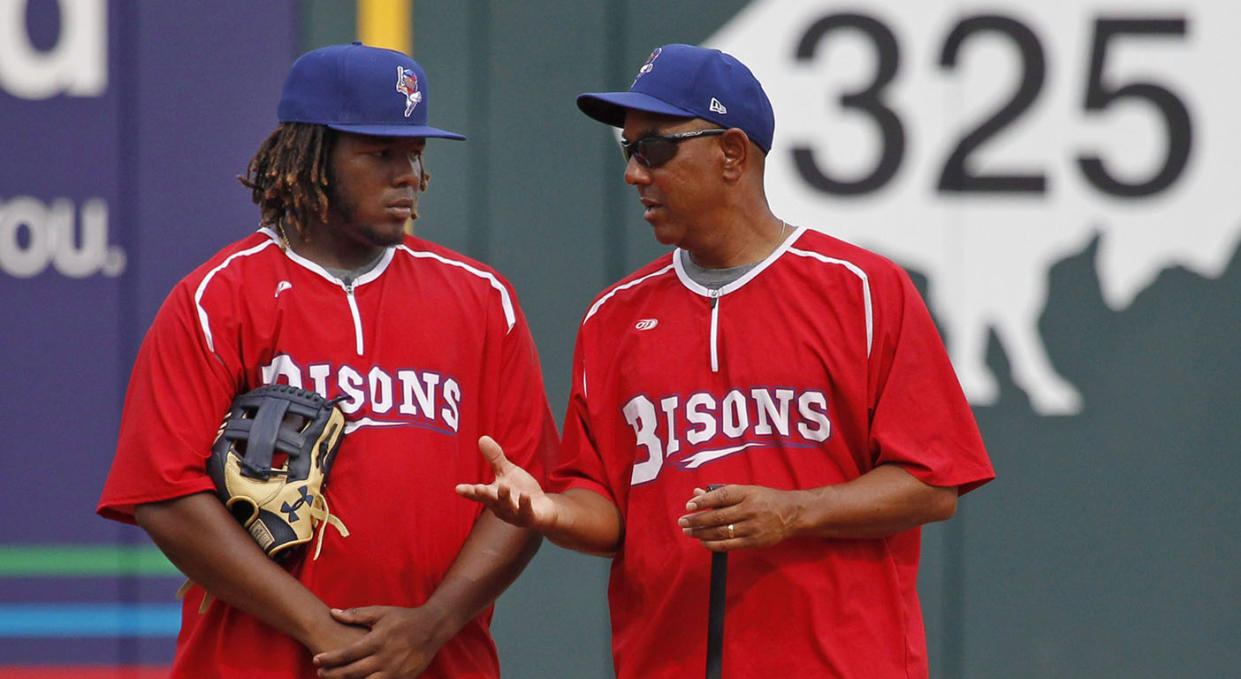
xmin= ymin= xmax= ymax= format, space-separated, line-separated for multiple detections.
xmin=370 ymin=223 xmax=408 ymax=247
xmin=649 ymin=220 xmax=682 ymax=247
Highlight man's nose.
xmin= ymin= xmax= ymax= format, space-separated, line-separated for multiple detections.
xmin=394 ymin=153 xmax=423 ymax=188
xmin=624 ymin=155 xmax=649 ymax=186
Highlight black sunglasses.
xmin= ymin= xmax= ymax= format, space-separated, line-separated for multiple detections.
xmin=619 ymin=128 xmax=727 ymax=168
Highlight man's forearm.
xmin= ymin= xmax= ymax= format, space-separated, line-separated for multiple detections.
xmin=135 ymin=492 xmax=342 ymax=651
xmin=793 ymin=465 xmax=958 ymax=539
xmin=421 ymin=510 xmax=542 ymax=642
xmin=542 ymin=488 xmax=624 ymax=557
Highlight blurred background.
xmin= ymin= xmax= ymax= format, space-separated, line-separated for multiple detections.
xmin=2 ymin=0 xmax=1238 ymax=677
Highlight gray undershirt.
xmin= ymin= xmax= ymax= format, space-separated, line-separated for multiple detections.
xmin=679 ymin=249 xmax=759 ymax=290
xmin=324 ymin=250 xmax=386 ymax=285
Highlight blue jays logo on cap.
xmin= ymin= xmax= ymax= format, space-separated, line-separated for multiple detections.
xmin=396 ymin=67 xmax=423 ymax=117
xmin=632 ymin=48 xmax=662 ymax=86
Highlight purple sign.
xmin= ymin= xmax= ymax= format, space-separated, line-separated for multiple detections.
xmin=0 ymin=0 xmax=298 ymax=667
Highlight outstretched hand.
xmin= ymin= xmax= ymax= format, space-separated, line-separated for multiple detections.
xmin=677 ymin=484 xmax=803 ymax=552
xmin=455 ymin=436 xmax=559 ymax=531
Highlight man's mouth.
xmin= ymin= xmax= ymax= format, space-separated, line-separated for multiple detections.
xmin=386 ymin=198 xmax=414 ymax=219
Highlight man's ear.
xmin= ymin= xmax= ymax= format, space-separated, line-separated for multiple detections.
xmin=719 ymin=128 xmax=750 ymax=181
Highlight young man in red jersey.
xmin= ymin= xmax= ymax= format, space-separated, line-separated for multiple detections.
xmin=99 ymin=43 xmax=558 ymax=679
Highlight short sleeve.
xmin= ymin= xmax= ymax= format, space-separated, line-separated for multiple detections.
xmin=550 ymin=326 xmax=619 ymax=505
xmin=489 ymin=298 xmax=558 ymax=484
xmin=96 ymin=282 xmax=241 ymax=523
xmin=867 ymin=268 xmax=994 ymax=495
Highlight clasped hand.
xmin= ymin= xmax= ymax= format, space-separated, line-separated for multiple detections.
xmin=312 ymin=604 xmax=448 ymax=678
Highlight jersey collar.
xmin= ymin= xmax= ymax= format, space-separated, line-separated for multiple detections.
xmin=259 ymin=226 xmax=396 ymax=288
xmin=673 ymin=224 xmax=805 ymax=297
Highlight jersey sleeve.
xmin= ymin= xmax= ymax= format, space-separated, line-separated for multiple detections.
xmin=97 ymin=279 xmax=243 ymax=524
xmin=867 ymin=267 xmax=994 ymax=495
xmin=550 ymin=322 xmax=619 ymax=505
xmin=486 ymin=286 xmax=558 ymax=484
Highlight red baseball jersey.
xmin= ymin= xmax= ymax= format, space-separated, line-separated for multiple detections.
xmin=98 ymin=228 xmax=558 ymax=679
xmin=553 ymin=227 xmax=994 ymax=679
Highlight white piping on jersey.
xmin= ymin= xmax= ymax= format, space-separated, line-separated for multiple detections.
xmin=787 ymin=247 xmax=873 ymax=358
xmin=672 ymin=226 xmax=809 ymax=372
xmin=397 ymin=245 xmax=517 ymax=333
xmin=709 ymin=289 xmax=721 ymax=373
xmin=579 ymin=263 xmax=678 ymax=399
xmin=213 ymin=233 xmax=515 ymax=361
xmin=267 ymin=229 xmax=397 ymax=356
xmin=195 ymin=238 xmax=281 ymax=354
xmin=671 ymin=226 xmax=806 ymax=298
xmin=343 ymin=283 xmax=364 ymax=355
xmin=583 ymin=263 xmax=677 ymax=324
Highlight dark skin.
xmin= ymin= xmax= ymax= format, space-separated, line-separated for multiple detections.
xmin=138 ymin=131 xmax=542 ymax=679
xmin=313 ymin=511 xmax=539 ymax=678
xmin=621 ymin=112 xmax=784 ymax=267
xmin=136 ymin=493 xmax=366 ymax=653
xmin=457 ymin=109 xmax=958 ymax=554
xmin=139 ymin=491 xmax=540 ymax=678
xmin=292 ymin=133 xmax=426 ymax=270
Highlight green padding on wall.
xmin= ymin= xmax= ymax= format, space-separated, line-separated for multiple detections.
xmin=300 ymin=0 xmax=358 ymax=50
xmin=0 ymin=546 xmax=178 ymax=577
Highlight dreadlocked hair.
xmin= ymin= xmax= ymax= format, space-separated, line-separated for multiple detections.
xmin=239 ymin=123 xmax=336 ymax=248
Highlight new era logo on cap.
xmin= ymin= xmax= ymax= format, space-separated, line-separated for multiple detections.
xmin=709 ymin=97 xmax=727 ymax=115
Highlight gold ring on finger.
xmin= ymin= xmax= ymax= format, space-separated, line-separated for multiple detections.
xmin=728 ymin=523 xmax=735 ymax=539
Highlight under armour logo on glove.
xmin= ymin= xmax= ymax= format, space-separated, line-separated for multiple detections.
xmin=282 ymin=485 xmax=313 ymax=522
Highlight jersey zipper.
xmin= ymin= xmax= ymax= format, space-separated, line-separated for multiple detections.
xmin=709 ymin=289 xmax=721 ymax=373
xmin=343 ymin=281 xmax=364 ymax=355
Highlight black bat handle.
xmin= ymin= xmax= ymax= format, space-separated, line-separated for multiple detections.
xmin=706 ymin=484 xmax=727 ymax=679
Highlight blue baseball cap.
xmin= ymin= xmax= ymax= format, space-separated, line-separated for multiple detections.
xmin=577 ymin=44 xmax=774 ymax=153
xmin=277 ymin=42 xmax=465 ymax=140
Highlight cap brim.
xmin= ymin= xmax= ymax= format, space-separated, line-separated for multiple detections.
xmin=576 ymin=91 xmax=695 ymax=128
xmin=327 ymin=123 xmax=466 ymax=140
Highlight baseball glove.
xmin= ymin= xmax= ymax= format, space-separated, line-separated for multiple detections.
xmin=206 ymin=384 xmax=350 ymax=561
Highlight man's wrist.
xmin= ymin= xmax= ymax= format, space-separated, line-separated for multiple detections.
xmin=789 ymin=487 xmax=829 ymax=539
xmin=420 ymin=586 xmax=471 ymax=646
xmin=298 ymin=604 xmax=345 ymax=653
